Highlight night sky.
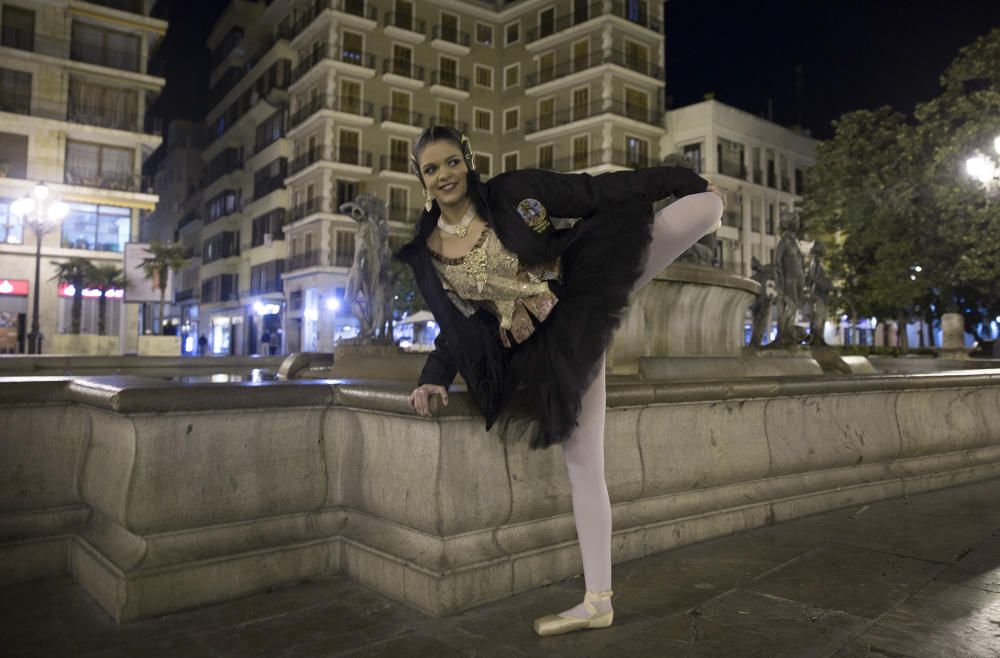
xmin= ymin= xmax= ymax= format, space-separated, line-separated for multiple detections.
xmin=151 ymin=0 xmax=1000 ymax=140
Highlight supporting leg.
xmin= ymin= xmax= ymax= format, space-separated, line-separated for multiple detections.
xmin=557 ymin=352 xmax=613 ymax=619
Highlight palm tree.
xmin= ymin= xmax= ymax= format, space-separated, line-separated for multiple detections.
xmin=50 ymin=257 xmax=95 ymax=335
xmin=140 ymin=241 xmax=188 ymax=335
xmin=88 ymin=264 xmax=127 ymax=336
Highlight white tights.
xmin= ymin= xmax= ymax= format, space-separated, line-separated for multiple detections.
xmin=559 ymin=191 xmax=724 ymax=618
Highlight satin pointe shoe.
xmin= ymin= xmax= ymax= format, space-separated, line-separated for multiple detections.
xmin=533 ymin=589 xmax=614 ymax=636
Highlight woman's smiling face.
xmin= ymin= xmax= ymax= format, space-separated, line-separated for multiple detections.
xmin=418 ymin=140 xmax=470 ymax=207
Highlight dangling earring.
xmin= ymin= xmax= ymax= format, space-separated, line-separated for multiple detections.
xmin=424 ymin=187 xmax=434 ymax=212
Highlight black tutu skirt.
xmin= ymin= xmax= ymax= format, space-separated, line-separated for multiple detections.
xmin=503 ymin=201 xmax=655 ymax=450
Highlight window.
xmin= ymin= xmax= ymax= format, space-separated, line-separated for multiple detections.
xmin=0 ymin=132 xmax=28 ymax=179
xmin=251 ymin=210 xmax=286 ymax=247
xmin=476 ymin=23 xmax=493 ymax=46
xmin=538 ymin=8 xmax=555 ymax=39
xmin=683 ymin=142 xmax=703 ymax=172
xmin=752 ymin=147 xmax=762 ymax=184
xmin=0 ymin=198 xmax=23 ymax=244
xmin=571 ymin=87 xmax=589 ymax=121
xmin=390 ymin=43 xmax=412 ymax=76
xmin=717 ymin=137 xmax=745 ymax=179
xmin=338 ymin=128 xmax=360 ymax=164
xmin=503 ymin=152 xmax=519 ymax=173
xmin=766 ymin=203 xmax=775 ymax=235
xmin=475 ymin=153 xmax=492 ymax=177
xmin=503 ymin=107 xmax=519 ymax=132
xmin=504 ymin=63 xmax=520 ymax=89
xmin=255 ymin=110 xmax=285 ymax=153
xmin=751 ymin=198 xmax=762 ymax=233
xmin=205 ymin=190 xmax=240 ymax=223
xmin=202 ymin=231 xmax=240 ymax=263
xmin=474 ymin=108 xmax=492 ymax=132
xmin=474 ymin=64 xmax=493 ymax=89
xmin=341 ymin=31 xmax=364 ymax=65
xmin=538 ymin=97 xmax=555 ymax=130
xmin=623 ymin=39 xmax=648 ymax=71
xmin=795 ymin=167 xmax=805 ymax=195
xmin=388 ymin=186 xmax=409 ymax=221
xmin=68 ymin=78 xmax=138 ymax=131
xmin=1 ymin=5 xmax=35 ymax=51
xmin=437 ymin=100 xmax=458 ymax=128
xmin=538 ymin=144 xmax=554 ymax=170
xmin=335 ymin=230 xmax=355 ymax=267
xmin=253 ymin=158 xmax=287 ymax=200
xmin=389 ymin=137 xmax=409 ymax=172
xmin=439 ymin=56 xmax=458 ymax=86
xmin=538 ymin=52 xmax=555 ymax=84
xmin=339 ymin=79 xmax=361 ymax=114
xmin=337 ymin=179 xmax=359 ymax=206
xmin=766 ymin=149 xmax=776 ymax=187
xmin=440 ymin=12 xmax=459 ymax=42
xmin=572 ymin=39 xmax=589 ymax=71
xmin=65 ymin=140 xmax=135 ymax=190
xmin=572 ymin=135 xmax=589 ymax=170
xmin=624 ymin=135 xmax=648 ymax=168
xmin=505 ymin=21 xmax=519 ymax=45
xmin=389 ymin=89 xmax=411 ymax=123
xmin=0 ymin=68 xmax=31 ymax=115
xmin=71 ymin=22 xmax=140 ymax=72
xmin=623 ymin=87 xmax=649 ymax=122
xmin=60 ymin=203 xmax=131 ymax=252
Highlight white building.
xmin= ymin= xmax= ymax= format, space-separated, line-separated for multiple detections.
xmin=663 ymin=99 xmax=817 ymax=278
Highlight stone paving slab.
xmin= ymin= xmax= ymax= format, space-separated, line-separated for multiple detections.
xmin=3 ymin=476 xmax=1000 ymax=657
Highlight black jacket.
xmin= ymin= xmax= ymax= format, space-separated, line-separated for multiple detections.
xmin=394 ymin=166 xmax=709 ymax=436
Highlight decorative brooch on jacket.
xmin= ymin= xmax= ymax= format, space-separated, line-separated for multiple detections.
xmin=516 ymin=198 xmax=552 ymax=234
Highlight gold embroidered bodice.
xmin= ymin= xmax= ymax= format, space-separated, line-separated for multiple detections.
xmin=429 ymin=225 xmax=561 ymax=347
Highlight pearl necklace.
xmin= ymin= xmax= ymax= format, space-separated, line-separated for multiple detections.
xmin=437 ymin=202 xmax=475 ymax=238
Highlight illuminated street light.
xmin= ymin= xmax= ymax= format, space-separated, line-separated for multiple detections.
xmin=11 ymin=182 xmax=69 ymax=354
xmin=966 ymin=135 xmax=1000 ymax=194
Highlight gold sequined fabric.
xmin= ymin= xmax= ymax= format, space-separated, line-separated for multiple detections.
xmin=429 ymin=226 xmax=561 ymax=347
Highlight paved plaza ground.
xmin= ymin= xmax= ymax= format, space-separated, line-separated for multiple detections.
xmin=4 ymin=476 xmax=1000 ymax=657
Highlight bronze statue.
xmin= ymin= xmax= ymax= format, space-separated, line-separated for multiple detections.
xmin=749 ymin=256 xmax=777 ymax=346
xmin=772 ymin=209 xmax=806 ymax=346
xmin=339 ymin=194 xmax=393 ymax=342
xmin=805 ymin=241 xmax=833 ymax=346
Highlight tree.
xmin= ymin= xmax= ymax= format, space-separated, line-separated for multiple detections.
xmin=50 ymin=257 xmax=95 ymax=335
xmin=140 ymin=241 xmax=188 ymax=335
xmin=88 ymin=264 xmax=127 ymax=336
xmin=802 ymin=28 xmax=1000 ymax=348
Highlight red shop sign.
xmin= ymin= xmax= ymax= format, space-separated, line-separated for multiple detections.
xmin=0 ymin=279 xmax=29 ymax=296
xmin=57 ymin=283 xmax=124 ymax=299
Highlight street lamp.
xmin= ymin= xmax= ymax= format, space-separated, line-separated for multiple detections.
xmin=11 ymin=182 xmax=69 ymax=354
xmin=965 ymin=135 xmax=1000 ymax=194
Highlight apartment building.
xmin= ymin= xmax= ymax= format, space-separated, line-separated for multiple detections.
xmin=165 ymin=0 xmax=666 ymax=355
xmin=663 ymin=100 xmax=817 ymax=278
xmin=0 ymin=0 xmax=166 ymax=354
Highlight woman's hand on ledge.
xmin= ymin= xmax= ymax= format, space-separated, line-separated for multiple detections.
xmin=409 ymin=384 xmax=449 ymax=417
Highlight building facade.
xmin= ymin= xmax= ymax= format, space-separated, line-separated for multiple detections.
xmin=153 ymin=0 xmax=668 ymax=355
xmin=663 ymin=100 xmax=817 ymax=279
xmin=0 ymin=0 xmax=165 ymax=353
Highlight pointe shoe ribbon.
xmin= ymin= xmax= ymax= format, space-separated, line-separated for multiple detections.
xmin=533 ymin=589 xmax=614 ymax=637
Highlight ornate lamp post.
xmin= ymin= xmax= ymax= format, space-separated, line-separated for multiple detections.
xmin=11 ymin=182 xmax=69 ymax=354
xmin=966 ymin=135 xmax=1000 ymax=195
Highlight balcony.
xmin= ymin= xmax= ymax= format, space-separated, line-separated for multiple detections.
xmin=286 ymin=249 xmax=323 ymax=271
xmin=250 ymin=278 xmax=284 ymax=295
xmin=539 ymin=150 xmax=605 ymax=172
xmin=428 ymin=115 xmax=467 ymax=133
xmin=526 ymin=99 xmax=663 ymax=134
xmin=177 ymin=212 xmax=201 ymax=230
xmin=753 ymin=168 xmax=763 ymax=185
xmin=379 ymin=154 xmax=411 ymax=174
xmin=288 ymin=94 xmax=374 ymax=128
xmin=379 ymin=106 xmax=423 ymax=128
xmin=526 ymin=1 xmax=602 ymax=42
xmin=64 ymin=169 xmax=148 ymax=192
xmin=86 ymin=0 xmax=148 ymax=15
xmin=253 ymin=173 xmax=286 ymax=200
xmin=280 ymin=0 xmax=377 ymax=39
xmin=605 ymin=49 xmax=664 ymax=80
xmin=289 ymin=146 xmax=372 ymax=175
xmin=609 ymin=149 xmax=653 ymax=169
xmin=290 ymin=197 xmax=330 ymax=221
xmin=383 ymin=11 xmax=425 ymax=40
xmin=381 ymin=58 xmax=425 ymax=83
xmin=205 ymin=149 xmax=244 ymax=186
xmin=175 ymin=289 xmax=197 ymax=302
xmin=429 ymin=70 xmax=470 ymax=97
xmin=0 ymin=25 xmax=66 ymax=58
xmin=781 ymin=176 xmax=792 ymax=193
xmin=526 ymin=52 xmax=601 ymax=87
xmin=291 ymin=43 xmax=375 ymax=84
xmin=430 ymin=25 xmax=470 ymax=54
